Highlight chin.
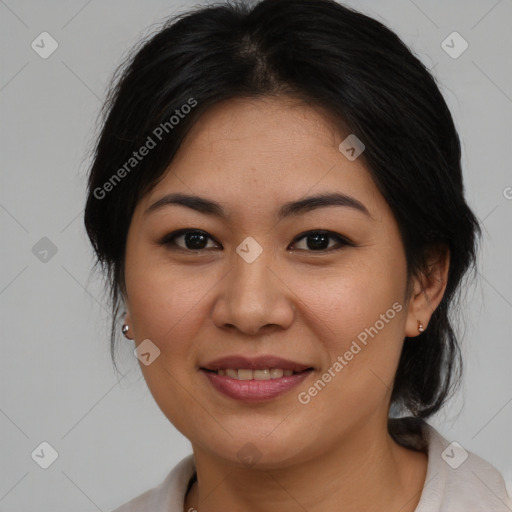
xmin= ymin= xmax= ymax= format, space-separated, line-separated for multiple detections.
xmin=193 ymin=431 xmax=316 ymax=470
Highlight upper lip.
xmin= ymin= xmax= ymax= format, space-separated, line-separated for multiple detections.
xmin=201 ymin=355 xmax=313 ymax=372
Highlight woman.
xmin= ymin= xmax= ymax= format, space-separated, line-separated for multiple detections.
xmin=84 ymin=0 xmax=511 ymax=510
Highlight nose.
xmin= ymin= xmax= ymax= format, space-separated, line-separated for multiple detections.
xmin=211 ymin=248 xmax=295 ymax=336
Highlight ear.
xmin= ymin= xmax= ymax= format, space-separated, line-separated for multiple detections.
xmin=123 ymin=310 xmax=132 ymax=326
xmin=405 ymin=244 xmax=450 ymax=337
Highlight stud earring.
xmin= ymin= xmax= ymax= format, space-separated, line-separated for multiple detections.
xmin=122 ymin=324 xmax=132 ymax=340
xmin=417 ymin=320 xmax=424 ymax=333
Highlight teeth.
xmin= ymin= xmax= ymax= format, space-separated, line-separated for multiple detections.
xmin=238 ymin=369 xmax=253 ymax=380
xmin=215 ymin=368 xmax=296 ymax=380
xmin=270 ymin=368 xmax=283 ymax=379
xmin=253 ymin=369 xmax=271 ymax=380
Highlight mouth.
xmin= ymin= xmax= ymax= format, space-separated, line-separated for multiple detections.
xmin=201 ymin=367 xmax=311 ymax=380
xmin=202 ymin=354 xmax=312 ymax=370
xmin=200 ymin=355 xmax=314 ymax=402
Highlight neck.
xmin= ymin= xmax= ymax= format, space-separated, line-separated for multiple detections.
xmin=184 ymin=419 xmax=427 ymax=512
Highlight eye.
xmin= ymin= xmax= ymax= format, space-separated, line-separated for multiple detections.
xmin=290 ymin=230 xmax=354 ymax=252
xmin=159 ymin=229 xmax=353 ymax=253
xmin=159 ymin=229 xmax=220 ymax=251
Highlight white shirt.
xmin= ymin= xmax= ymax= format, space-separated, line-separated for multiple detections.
xmin=111 ymin=424 xmax=512 ymax=511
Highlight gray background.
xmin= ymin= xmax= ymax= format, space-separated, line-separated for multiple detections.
xmin=1 ymin=0 xmax=511 ymax=510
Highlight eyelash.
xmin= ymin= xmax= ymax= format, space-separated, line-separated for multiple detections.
xmin=158 ymin=229 xmax=354 ymax=253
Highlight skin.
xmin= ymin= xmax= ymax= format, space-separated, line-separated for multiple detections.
xmin=122 ymin=96 xmax=450 ymax=512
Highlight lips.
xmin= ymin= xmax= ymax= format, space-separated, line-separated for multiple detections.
xmin=200 ymin=355 xmax=314 ymax=402
xmin=201 ymin=355 xmax=313 ymax=373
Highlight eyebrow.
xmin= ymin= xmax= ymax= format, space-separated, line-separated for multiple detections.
xmin=145 ymin=192 xmax=371 ymax=220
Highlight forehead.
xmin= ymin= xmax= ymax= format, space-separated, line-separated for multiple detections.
xmin=178 ymin=96 xmax=343 ymax=162
xmin=138 ymin=97 xmax=387 ymax=221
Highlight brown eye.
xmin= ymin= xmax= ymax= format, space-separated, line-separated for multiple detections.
xmin=159 ymin=230 xmax=220 ymax=251
xmin=159 ymin=229 xmax=353 ymax=253
xmin=290 ymin=230 xmax=353 ymax=252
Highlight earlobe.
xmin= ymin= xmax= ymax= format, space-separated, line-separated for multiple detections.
xmin=404 ymin=245 xmax=450 ymax=338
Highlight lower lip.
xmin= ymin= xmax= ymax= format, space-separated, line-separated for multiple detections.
xmin=201 ymin=369 xmax=313 ymax=402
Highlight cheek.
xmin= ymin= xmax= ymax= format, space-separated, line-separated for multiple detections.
xmin=294 ymin=246 xmax=408 ymax=406
xmin=124 ymin=252 xmax=219 ymax=434
xmin=124 ymin=249 xmax=225 ymax=355
xmin=302 ymin=247 xmax=407 ymax=348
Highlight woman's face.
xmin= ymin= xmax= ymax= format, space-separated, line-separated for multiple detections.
xmin=123 ymin=97 xmax=420 ymax=467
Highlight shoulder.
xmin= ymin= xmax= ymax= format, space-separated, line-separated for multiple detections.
xmin=110 ymin=454 xmax=196 ymax=512
xmin=415 ymin=423 xmax=512 ymax=511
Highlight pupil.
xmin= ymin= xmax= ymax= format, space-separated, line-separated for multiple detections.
xmin=185 ymin=232 xmax=207 ymax=250
xmin=307 ymin=233 xmax=329 ymax=250
xmin=182 ymin=232 xmax=330 ymax=250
